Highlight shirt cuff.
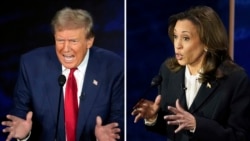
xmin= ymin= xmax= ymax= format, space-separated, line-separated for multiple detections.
xmin=144 ymin=114 xmax=158 ymax=126
xmin=189 ymin=127 xmax=196 ymax=133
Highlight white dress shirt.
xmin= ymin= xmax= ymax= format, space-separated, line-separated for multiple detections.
xmin=62 ymin=49 xmax=89 ymax=106
xmin=184 ymin=66 xmax=202 ymax=109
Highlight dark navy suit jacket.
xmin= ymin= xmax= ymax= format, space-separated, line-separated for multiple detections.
xmin=10 ymin=46 xmax=124 ymax=141
xmin=146 ymin=60 xmax=250 ymax=141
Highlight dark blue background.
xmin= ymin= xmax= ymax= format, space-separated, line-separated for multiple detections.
xmin=0 ymin=0 xmax=124 ymax=140
xmin=127 ymin=0 xmax=250 ymax=140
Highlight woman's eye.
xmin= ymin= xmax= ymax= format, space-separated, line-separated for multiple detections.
xmin=183 ymin=37 xmax=190 ymax=41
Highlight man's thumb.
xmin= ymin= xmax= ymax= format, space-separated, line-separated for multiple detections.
xmin=26 ymin=111 xmax=33 ymax=121
xmin=96 ymin=116 xmax=102 ymax=126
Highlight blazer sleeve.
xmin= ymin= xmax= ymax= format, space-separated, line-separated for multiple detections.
xmin=10 ymin=55 xmax=31 ymax=119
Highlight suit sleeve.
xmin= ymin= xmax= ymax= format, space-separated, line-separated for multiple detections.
xmin=10 ymin=55 xmax=31 ymax=119
xmin=108 ymin=58 xmax=124 ymax=141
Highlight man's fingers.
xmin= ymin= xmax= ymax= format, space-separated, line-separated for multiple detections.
xmin=2 ymin=126 xmax=12 ymax=133
xmin=6 ymin=114 xmax=23 ymax=122
xmin=110 ymin=128 xmax=121 ymax=140
xmin=6 ymin=114 xmax=15 ymax=120
xmin=113 ymin=133 xmax=120 ymax=139
xmin=6 ymin=133 xmax=14 ymax=141
xmin=1 ymin=121 xmax=12 ymax=127
xmin=113 ymin=123 xmax=119 ymax=128
xmin=115 ymin=134 xmax=120 ymax=139
xmin=106 ymin=122 xmax=119 ymax=129
xmin=5 ymin=128 xmax=16 ymax=141
xmin=112 ymin=127 xmax=121 ymax=133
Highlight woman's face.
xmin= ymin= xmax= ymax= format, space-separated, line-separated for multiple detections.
xmin=173 ymin=19 xmax=206 ymax=70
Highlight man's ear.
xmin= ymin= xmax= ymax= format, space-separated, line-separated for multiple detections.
xmin=87 ymin=37 xmax=95 ymax=49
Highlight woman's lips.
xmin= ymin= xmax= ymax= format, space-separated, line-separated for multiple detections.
xmin=175 ymin=53 xmax=183 ymax=60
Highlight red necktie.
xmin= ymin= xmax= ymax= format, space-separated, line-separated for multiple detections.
xmin=65 ymin=68 xmax=78 ymax=141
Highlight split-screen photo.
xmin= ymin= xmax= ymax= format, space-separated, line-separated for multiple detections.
xmin=1 ymin=0 xmax=250 ymax=141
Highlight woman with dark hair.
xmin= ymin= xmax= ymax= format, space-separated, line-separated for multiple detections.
xmin=132 ymin=6 xmax=250 ymax=141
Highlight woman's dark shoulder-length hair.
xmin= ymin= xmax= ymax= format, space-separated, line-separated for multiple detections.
xmin=166 ymin=5 xmax=238 ymax=83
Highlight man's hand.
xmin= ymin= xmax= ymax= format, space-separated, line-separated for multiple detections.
xmin=2 ymin=111 xmax=33 ymax=141
xmin=95 ymin=116 xmax=121 ymax=141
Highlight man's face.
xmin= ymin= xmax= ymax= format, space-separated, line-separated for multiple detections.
xmin=54 ymin=28 xmax=94 ymax=69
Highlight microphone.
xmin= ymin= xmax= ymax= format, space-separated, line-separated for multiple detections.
xmin=150 ymin=75 xmax=162 ymax=87
xmin=142 ymin=75 xmax=162 ymax=97
xmin=55 ymin=75 xmax=66 ymax=140
xmin=181 ymin=83 xmax=187 ymax=91
xmin=58 ymin=75 xmax=66 ymax=87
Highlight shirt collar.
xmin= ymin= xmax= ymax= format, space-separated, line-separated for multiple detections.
xmin=185 ymin=66 xmax=201 ymax=79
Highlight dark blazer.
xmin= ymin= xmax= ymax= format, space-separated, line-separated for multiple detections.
xmin=10 ymin=46 xmax=124 ymax=141
xmin=146 ymin=60 xmax=250 ymax=141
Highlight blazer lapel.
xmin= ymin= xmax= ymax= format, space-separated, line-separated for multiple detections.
xmin=189 ymin=80 xmax=219 ymax=113
xmin=167 ymin=68 xmax=188 ymax=110
xmin=43 ymin=48 xmax=65 ymax=140
xmin=169 ymin=67 xmax=219 ymax=113
xmin=76 ymin=49 xmax=101 ymax=140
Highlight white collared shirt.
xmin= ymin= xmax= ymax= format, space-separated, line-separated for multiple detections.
xmin=62 ymin=49 xmax=89 ymax=106
xmin=184 ymin=66 xmax=202 ymax=109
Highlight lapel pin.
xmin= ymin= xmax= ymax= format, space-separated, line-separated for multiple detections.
xmin=206 ymin=82 xmax=211 ymax=88
xmin=93 ymin=79 xmax=98 ymax=86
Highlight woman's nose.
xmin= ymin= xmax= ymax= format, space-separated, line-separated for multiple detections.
xmin=174 ymin=39 xmax=182 ymax=49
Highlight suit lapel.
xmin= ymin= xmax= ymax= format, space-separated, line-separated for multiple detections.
xmin=189 ymin=80 xmax=219 ymax=113
xmin=169 ymin=67 xmax=219 ymax=113
xmin=43 ymin=47 xmax=65 ymax=140
xmin=167 ymin=68 xmax=188 ymax=110
xmin=76 ymin=49 xmax=101 ymax=140
xmin=46 ymin=49 xmax=62 ymax=120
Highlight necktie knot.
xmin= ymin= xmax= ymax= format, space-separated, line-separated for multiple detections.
xmin=69 ymin=68 xmax=77 ymax=76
